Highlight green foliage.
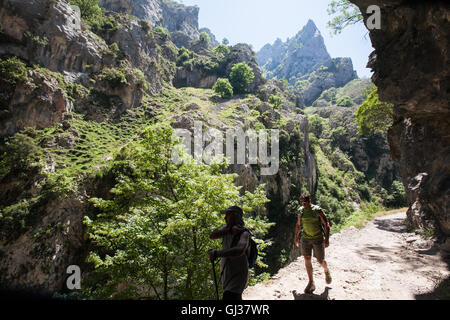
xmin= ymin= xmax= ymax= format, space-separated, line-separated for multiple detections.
xmin=0 ymin=57 xmax=27 ymax=84
xmin=229 ymin=63 xmax=255 ymax=95
xmin=384 ymin=180 xmax=407 ymax=208
xmin=327 ymin=0 xmax=363 ymax=35
xmin=308 ymin=114 xmax=329 ymax=138
xmin=336 ymin=95 xmax=353 ymax=107
xmin=154 ymin=26 xmax=170 ymax=39
xmin=212 ymin=78 xmax=233 ymax=98
xmin=356 ymin=86 xmax=394 ymax=136
xmin=0 ymin=132 xmax=43 ymax=180
xmin=23 ymin=32 xmax=49 ymax=47
xmin=222 ymin=38 xmax=229 ymax=46
xmin=330 ymin=126 xmax=348 ymax=149
xmin=96 ymin=68 xmax=127 ymax=88
xmin=177 ymin=47 xmax=192 ymax=66
xmin=0 ymin=57 xmax=28 ymax=108
xmin=88 ymin=12 xmax=121 ymax=36
xmin=95 ymin=67 xmax=148 ymax=91
xmin=214 ymin=44 xmax=231 ymax=58
xmin=199 ymin=32 xmax=210 ymax=44
xmin=103 ymin=43 xmax=120 ymax=59
xmin=70 ymin=0 xmax=102 ymax=21
xmin=82 ymin=124 xmax=272 ymax=299
xmin=41 ymin=172 xmax=77 ymax=201
xmin=268 ymin=95 xmax=282 ymax=109
xmin=0 ymin=197 xmax=39 ymax=239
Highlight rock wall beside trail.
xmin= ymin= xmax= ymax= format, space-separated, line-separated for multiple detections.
xmin=349 ymin=0 xmax=450 ymax=253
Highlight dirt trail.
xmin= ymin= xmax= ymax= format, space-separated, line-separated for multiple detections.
xmin=243 ymin=212 xmax=449 ymax=300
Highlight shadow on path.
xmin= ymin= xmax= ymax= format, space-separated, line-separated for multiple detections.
xmin=415 ymin=254 xmax=450 ymax=300
xmin=373 ymin=217 xmax=407 ymax=233
xmin=292 ymin=287 xmax=330 ymax=300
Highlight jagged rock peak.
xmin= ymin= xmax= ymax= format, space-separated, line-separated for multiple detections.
xmin=256 ymin=19 xmax=331 ymax=83
xmin=299 ymin=19 xmax=322 ymax=37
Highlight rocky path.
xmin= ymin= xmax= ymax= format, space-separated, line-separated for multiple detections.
xmin=243 ymin=212 xmax=449 ymax=300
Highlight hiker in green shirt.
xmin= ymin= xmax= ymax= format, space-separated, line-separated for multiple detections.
xmin=294 ymin=194 xmax=332 ymax=294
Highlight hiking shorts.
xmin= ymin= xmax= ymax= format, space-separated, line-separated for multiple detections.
xmin=300 ymin=238 xmax=325 ymax=261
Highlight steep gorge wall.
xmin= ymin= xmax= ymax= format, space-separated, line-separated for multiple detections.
xmin=350 ymin=0 xmax=449 ymax=253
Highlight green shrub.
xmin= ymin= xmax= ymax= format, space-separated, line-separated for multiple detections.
xmin=177 ymin=47 xmax=192 ymax=66
xmin=97 ymin=68 xmax=127 ymax=88
xmin=336 ymin=95 xmax=353 ymax=107
xmin=268 ymin=95 xmax=282 ymax=109
xmin=0 ymin=198 xmax=39 ymax=239
xmin=199 ymin=32 xmax=210 ymax=43
xmin=229 ymin=63 xmax=254 ymax=95
xmin=132 ymin=68 xmax=148 ymax=91
xmin=384 ymin=180 xmax=407 ymax=208
xmin=154 ymin=26 xmax=170 ymax=39
xmin=214 ymin=44 xmax=230 ymax=58
xmin=70 ymin=0 xmax=102 ymax=21
xmin=0 ymin=132 xmax=43 ymax=179
xmin=0 ymin=57 xmax=28 ymax=107
xmin=212 ymin=78 xmax=233 ymax=98
xmin=88 ymin=12 xmax=121 ymax=36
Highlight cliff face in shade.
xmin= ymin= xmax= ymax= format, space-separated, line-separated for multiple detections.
xmin=349 ymin=0 xmax=450 ymax=253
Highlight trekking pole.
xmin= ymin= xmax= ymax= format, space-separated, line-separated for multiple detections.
xmin=211 ymin=258 xmax=219 ymax=301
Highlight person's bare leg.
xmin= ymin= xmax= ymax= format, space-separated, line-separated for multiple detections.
xmin=304 ymin=256 xmax=316 ymax=293
xmin=317 ymin=259 xmax=329 ymax=273
xmin=318 ymin=259 xmax=332 ymax=284
xmin=304 ymin=256 xmax=313 ymax=283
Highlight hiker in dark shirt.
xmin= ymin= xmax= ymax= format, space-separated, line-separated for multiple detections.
xmin=208 ymin=206 xmax=250 ymax=300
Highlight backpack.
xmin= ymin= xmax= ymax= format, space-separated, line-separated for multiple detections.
xmin=231 ymin=228 xmax=258 ymax=269
xmin=247 ymin=234 xmax=258 ymax=269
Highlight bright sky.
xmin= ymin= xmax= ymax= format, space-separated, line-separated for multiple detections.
xmin=178 ymin=0 xmax=374 ymax=78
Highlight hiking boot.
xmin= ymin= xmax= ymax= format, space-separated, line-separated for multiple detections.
xmin=325 ymin=271 xmax=332 ymax=284
xmin=304 ymin=281 xmax=316 ymax=294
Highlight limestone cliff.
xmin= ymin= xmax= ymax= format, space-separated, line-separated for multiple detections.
xmin=99 ymin=0 xmax=200 ymax=48
xmin=349 ymin=0 xmax=450 ymax=254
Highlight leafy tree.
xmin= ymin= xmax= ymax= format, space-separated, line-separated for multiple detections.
xmin=83 ymin=124 xmax=272 ymax=299
xmin=229 ymin=63 xmax=254 ymax=95
xmin=222 ymin=38 xmax=229 ymax=46
xmin=355 ymin=86 xmax=394 ymax=136
xmin=212 ymin=78 xmax=233 ymax=98
xmin=214 ymin=44 xmax=230 ymax=58
xmin=70 ymin=0 xmax=102 ymax=21
xmin=327 ymin=0 xmax=363 ymax=35
xmin=199 ymin=32 xmax=210 ymax=44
